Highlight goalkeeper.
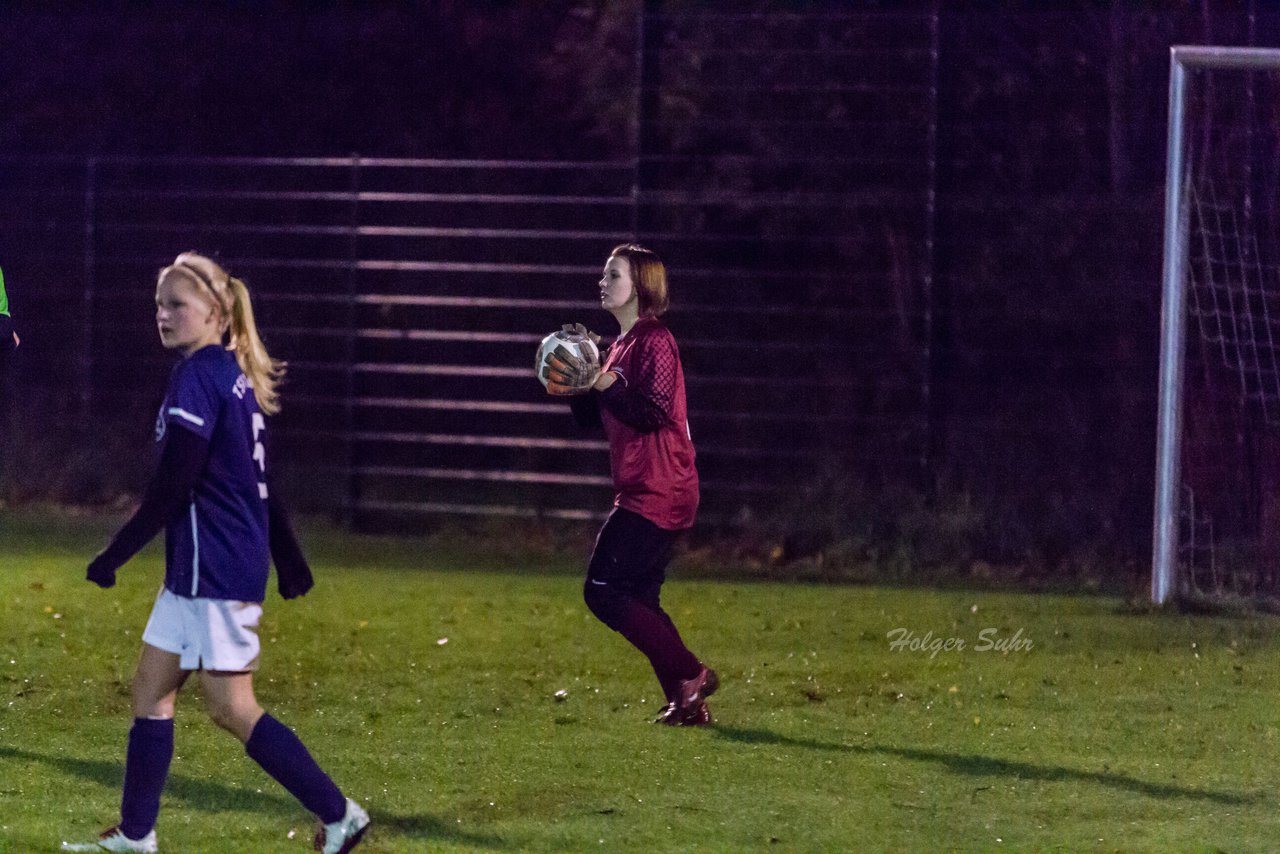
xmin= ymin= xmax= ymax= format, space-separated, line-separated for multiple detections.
xmin=0 ymin=265 xmax=18 ymax=353
xmin=545 ymin=244 xmax=717 ymax=727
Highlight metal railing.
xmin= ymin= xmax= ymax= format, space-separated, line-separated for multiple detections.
xmin=0 ymin=6 xmax=1188 ymax=555
xmin=0 ymin=8 xmax=940 ymax=524
xmin=0 ymin=153 xmax=931 ymax=523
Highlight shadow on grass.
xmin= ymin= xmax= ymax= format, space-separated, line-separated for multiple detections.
xmin=0 ymin=745 xmax=297 ymax=815
xmin=372 ymin=812 xmax=508 ymax=849
xmin=711 ymin=725 xmax=1264 ymax=806
xmin=0 ymin=745 xmax=509 ymax=849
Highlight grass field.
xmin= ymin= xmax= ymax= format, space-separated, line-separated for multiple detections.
xmin=3 ymin=507 xmax=1280 ymax=852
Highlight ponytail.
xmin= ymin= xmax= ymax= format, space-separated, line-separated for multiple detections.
xmin=226 ymin=275 xmax=286 ymax=416
xmin=163 ymin=252 xmax=286 ymax=415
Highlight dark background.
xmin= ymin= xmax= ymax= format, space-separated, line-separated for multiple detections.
xmin=2 ymin=1 xmax=1276 ymax=583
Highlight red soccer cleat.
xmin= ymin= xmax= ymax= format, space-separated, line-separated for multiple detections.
xmin=679 ymin=700 xmax=712 ymax=726
xmin=676 ymin=666 xmax=718 ymax=713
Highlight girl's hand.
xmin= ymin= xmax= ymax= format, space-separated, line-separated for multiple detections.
xmin=561 ymin=322 xmax=601 ymax=349
xmin=86 ymin=553 xmax=117 ymax=588
xmin=543 ymin=341 xmax=601 ymax=395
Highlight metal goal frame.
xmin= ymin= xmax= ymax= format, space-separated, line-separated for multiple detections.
xmin=1152 ymin=45 xmax=1280 ymax=604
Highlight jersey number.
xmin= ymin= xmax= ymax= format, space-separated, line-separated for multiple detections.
xmin=252 ymin=413 xmax=268 ymax=498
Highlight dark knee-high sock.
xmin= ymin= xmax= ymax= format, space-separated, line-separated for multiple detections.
xmin=245 ymin=714 xmax=346 ymax=824
xmin=636 ymin=591 xmax=697 ymax=700
xmin=655 ymin=615 xmax=690 ymax=701
xmin=120 ymin=717 xmax=174 ymax=840
xmin=656 ymin=606 xmax=699 ymax=675
xmin=610 ymin=599 xmax=702 ymax=689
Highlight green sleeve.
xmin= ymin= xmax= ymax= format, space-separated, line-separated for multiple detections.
xmin=0 ymin=266 xmax=7 ymax=317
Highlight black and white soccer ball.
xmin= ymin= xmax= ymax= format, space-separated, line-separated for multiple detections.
xmin=535 ymin=328 xmax=600 ymax=389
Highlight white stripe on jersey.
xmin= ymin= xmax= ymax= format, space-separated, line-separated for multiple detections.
xmin=168 ymin=407 xmax=206 ymax=427
xmin=259 ymin=482 xmax=268 ymax=499
xmin=189 ymin=503 xmax=200 ymax=597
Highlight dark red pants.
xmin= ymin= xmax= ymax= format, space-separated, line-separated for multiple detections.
xmin=584 ymin=507 xmax=701 ymax=700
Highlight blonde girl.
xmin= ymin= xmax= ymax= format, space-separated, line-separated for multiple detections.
xmin=66 ymin=253 xmax=369 ymax=854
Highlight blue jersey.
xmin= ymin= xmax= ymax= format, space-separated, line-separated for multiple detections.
xmin=156 ymin=345 xmax=270 ymax=602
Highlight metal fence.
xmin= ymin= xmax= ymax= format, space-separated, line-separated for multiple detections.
xmin=0 ymin=8 xmax=941 ymax=525
xmin=5 ymin=5 xmax=1207 ymax=556
xmin=0 ymin=148 xmax=933 ymax=524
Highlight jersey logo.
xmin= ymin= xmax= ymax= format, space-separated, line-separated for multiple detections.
xmin=232 ymin=373 xmax=249 ymax=400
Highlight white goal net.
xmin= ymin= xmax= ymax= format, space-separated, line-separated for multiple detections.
xmin=1154 ymin=47 xmax=1280 ymax=604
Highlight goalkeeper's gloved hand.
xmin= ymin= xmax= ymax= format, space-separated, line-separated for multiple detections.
xmin=543 ymin=343 xmax=600 ymax=395
xmin=86 ymin=553 xmax=117 ymax=589
xmin=561 ymin=322 xmax=601 ymax=349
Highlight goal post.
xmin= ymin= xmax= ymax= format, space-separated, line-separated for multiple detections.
xmin=1153 ymin=46 xmax=1280 ymax=604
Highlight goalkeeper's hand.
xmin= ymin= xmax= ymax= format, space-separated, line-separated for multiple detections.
xmin=561 ymin=322 xmax=601 ymax=348
xmin=543 ymin=344 xmax=601 ymax=396
xmin=86 ymin=553 xmax=118 ymax=589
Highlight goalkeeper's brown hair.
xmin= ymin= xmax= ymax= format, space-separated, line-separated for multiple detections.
xmin=610 ymin=243 xmax=669 ymax=318
xmin=160 ymin=251 xmax=286 ymax=415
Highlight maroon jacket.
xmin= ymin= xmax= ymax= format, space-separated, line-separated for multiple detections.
xmin=575 ymin=316 xmax=699 ymax=530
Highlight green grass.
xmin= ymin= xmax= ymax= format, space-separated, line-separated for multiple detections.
xmin=3 ymin=507 xmax=1280 ymax=852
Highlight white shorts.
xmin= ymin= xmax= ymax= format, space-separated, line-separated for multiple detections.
xmin=141 ymin=587 xmax=263 ymax=672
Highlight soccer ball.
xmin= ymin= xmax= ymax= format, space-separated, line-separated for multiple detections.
xmin=535 ymin=328 xmax=600 ymax=388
